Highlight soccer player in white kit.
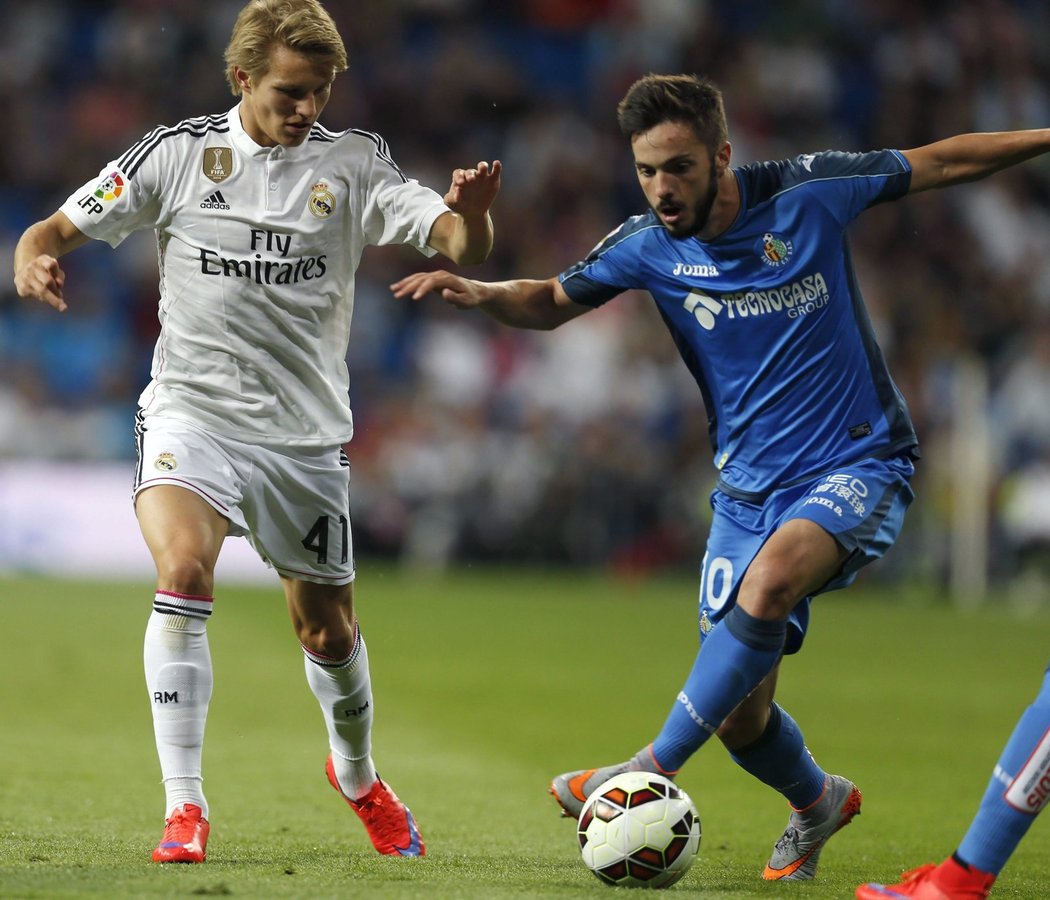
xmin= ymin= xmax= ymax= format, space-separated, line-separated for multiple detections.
xmin=12 ymin=0 xmax=501 ymax=863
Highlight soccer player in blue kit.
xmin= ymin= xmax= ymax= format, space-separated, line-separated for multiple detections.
xmin=392 ymin=73 xmax=1050 ymax=893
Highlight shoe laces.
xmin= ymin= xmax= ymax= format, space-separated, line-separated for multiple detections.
xmin=354 ymin=784 xmax=405 ymax=838
xmin=162 ymin=805 xmax=203 ymax=844
xmin=774 ymin=826 xmax=801 ymax=854
xmin=899 ymin=864 xmax=937 ymax=884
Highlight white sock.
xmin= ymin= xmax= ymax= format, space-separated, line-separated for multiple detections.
xmin=303 ymin=624 xmax=377 ymax=800
xmin=144 ymin=599 xmax=213 ymax=818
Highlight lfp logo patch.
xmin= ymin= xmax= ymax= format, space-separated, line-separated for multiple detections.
xmin=94 ymin=172 xmax=124 ymax=202
xmin=758 ymin=231 xmax=792 ymax=268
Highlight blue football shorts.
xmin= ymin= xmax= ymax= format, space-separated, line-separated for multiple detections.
xmin=698 ymin=454 xmax=915 ymax=654
xmin=134 ymin=412 xmax=355 ymax=585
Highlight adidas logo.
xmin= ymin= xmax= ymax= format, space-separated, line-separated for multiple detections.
xmin=200 ymin=190 xmax=231 ymax=210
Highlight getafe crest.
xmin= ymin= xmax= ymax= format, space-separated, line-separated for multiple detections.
xmin=308 ymin=181 xmax=336 ymax=218
xmin=203 ymin=147 xmax=233 ymax=183
xmin=759 ymin=231 xmax=793 ymax=268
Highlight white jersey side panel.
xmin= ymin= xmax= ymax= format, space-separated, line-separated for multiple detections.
xmin=60 ymin=106 xmax=449 ymax=446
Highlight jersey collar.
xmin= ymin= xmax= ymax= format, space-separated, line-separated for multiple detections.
xmin=227 ymin=102 xmax=297 ymax=158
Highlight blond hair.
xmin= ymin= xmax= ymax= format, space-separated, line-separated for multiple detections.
xmin=224 ymin=0 xmax=347 ymax=96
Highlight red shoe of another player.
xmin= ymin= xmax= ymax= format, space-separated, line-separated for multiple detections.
xmin=325 ymin=754 xmax=425 ymax=857
xmin=856 ymin=857 xmax=996 ymax=900
xmin=152 ymin=803 xmax=209 ymax=863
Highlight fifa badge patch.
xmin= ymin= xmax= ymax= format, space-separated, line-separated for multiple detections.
xmin=758 ymin=231 xmax=793 ymax=268
xmin=308 ymin=181 xmax=336 ymax=218
xmin=203 ymin=147 xmax=233 ymax=184
xmin=154 ymin=452 xmax=178 ymax=472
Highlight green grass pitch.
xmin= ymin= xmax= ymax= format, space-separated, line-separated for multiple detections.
xmin=2 ymin=565 xmax=1048 ymax=898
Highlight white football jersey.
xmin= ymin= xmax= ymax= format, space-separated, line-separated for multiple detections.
xmin=60 ymin=104 xmax=449 ymax=446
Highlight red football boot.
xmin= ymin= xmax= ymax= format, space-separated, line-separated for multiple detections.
xmin=325 ymin=754 xmax=425 ymax=856
xmin=152 ymin=803 xmax=209 ymax=863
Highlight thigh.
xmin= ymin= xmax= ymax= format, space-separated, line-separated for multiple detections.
xmin=242 ymin=446 xmax=356 ymax=586
xmin=692 ymin=485 xmax=839 ymax=651
xmin=737 ymin=517 xmax=848 ymax=620
xmin=136 ymin=484 xmax=229 ymax=595
xmin=783 ymin=455 xmax=915 ymax=592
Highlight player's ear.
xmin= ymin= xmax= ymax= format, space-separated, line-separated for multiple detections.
xmin=715 ymin=141 xmax=732 ymax=174
xmin=234 ymin=66 xmax=252 ymax=95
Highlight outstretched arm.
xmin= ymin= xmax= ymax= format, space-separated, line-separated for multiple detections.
xmin=13 ymin=211 xmax=89 ymax=313
xmin=427 ymin=159 xmax=502 ymax=265
xmin=903 ymin=129 xmax=1050 ymax=193
xmin=390 ymin=270 xmax=590 ymax=331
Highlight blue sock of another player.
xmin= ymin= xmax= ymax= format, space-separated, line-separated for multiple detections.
xmin=651 ymin=605 xmax=786 ymax=772
xmin=956 ymin=664 xmax=1050 ymax=876
xmin=729 ymin=703 xmax=828 ymax=809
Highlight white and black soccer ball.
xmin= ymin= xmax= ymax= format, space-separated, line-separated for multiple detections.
xmin=577 ymin=771 xmax=701 ymax=888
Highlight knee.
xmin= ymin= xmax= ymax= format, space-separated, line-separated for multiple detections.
xmin=296 ymin=614 xmax=356 ymax=659
xmin=287 ymin=582 xmax=355 ymax=659
xmin=738 ymin=559 xmax=797 ymax=620
xmin=156 ymin=557 xmax=215 ymax=597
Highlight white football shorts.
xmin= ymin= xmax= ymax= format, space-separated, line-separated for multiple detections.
xmin=134 ymin=411 xmax=355 ymax=585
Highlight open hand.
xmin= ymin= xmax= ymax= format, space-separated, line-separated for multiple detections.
xmin=443 ymin=160 xmax=502 ymax=217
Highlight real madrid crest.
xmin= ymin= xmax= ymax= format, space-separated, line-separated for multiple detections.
xmin=154 ymin=452 xmax=178 ymax=472
xmin=308 ymin=181 xmax=336 ymax=218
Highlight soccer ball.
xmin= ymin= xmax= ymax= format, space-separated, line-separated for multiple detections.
xmin=577 ymin=771 xmax=701 ymax=888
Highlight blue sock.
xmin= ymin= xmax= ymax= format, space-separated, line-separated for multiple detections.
xmin=956 ymin=664 xmax=1050 ymax=875
xmin=651 ymin=605 xmax=786 ymax=772
xmin=730 ymin=703 xmax=827 ymax=809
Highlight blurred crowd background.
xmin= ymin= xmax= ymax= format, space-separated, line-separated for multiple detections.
xmin=3 ymin=0 xmax=1050 ymax=592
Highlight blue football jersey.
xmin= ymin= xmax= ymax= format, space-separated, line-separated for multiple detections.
xmin=559 ymin=149 xmax=918 ymax=500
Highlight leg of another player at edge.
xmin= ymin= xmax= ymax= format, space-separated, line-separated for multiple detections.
xmin=137 ymin=485 xmax=228 ymax=820
xmin=284 ymin=578 xmax=378 ymax=799
xmin=649 ymin=518 xmax=848 ymax=786
xmin=954 ymin=661 xmax=1050 ymax=878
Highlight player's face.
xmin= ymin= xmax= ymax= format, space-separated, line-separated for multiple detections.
xmin=236 ymin=44 xmax=334 ymax=148
xmin=631 ymin=121 xmax=722 ymax=239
